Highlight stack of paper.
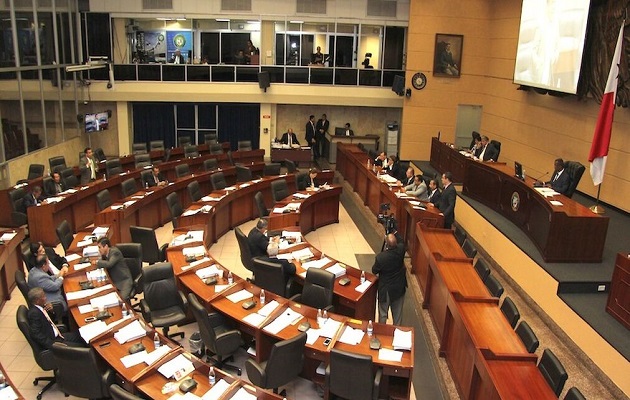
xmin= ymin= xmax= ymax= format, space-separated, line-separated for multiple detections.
xmin=226 ymin=290 xmax=253 ymax=303
xmin=65 ymin=253 xmax=82 ymax=262
xmin=293 ymin=193 xmax=310 ymax=199
xmin=0 ymin=385 xmax=19 ymax=400
xmin=182 ymin=246 xmax=206 ymax=258
xmin=46 ymin=196 xmax=63 ymax=203
xmin=292 ymin=247 xmax=314 ymax=261
xmin=338 ymin=326 xmax=365 ymax=345
xmin=66 ymin=284 xmax=113 ymax=301
xmin=392 ymin=328 xmax=412 ymax=351
xmin=263 ymin=308 xmax=302 ymax=334
xmin=302 ymin=257 xmax=330 ymax=270
xmin=229 ymin=388 xmax=257 ymax=400
xmin=157 ymin=354 xmax=194 ymax=380
xmin=355 ymin=280 xmax=372 ymax=293
xmin=144 ymin=345 xmax=171 ymax=365
xmin=378 ymin=348 xmax=403 ymax=362
xmin=286 ymin=202 xmax=301 ymax=211
xmin=90 ymin=292 xmax=120 ymax=309
xmin=78 ymin=320 xmax=109 ymax=342
xmin=282 ymin=231 xmax=302 ymax=240
xmin=182 ymin=208 xmax=201 ymax=217
xmin=326 ymin=263 xmax=346 ymax=278
xmin=201 ymin=379 xmax=230 ymax=400
xmin=319 ymin=318 xmax=342 ymax=338
xmin=114 ymin=320 xmax=147 ymax=344
xmin=0 ymin=232 xmax=17 ymax=241
xmin=83 ymin=245 xmax=99 ymax=257
xmin=195 ymin=264 xmax=221 ymax=279
xmin=379 ymin=174 xmax=398 ymax=184
xmin=77 ymin=238 xmax=94 ymax=247
xmin=123 ymin=200 xmax=136 ymax=207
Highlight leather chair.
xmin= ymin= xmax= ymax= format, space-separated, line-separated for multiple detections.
xmin=538 ymin=348 xmax=568 ymax=396
xmin=27 ymin=163 xmax=45 ymax=180
xmin=563 ymin=161 xmax=585 ymax=198
xmin=209 ymin=143 xmax=224 ymax=155
xmin=515 ymin=320 xmax=539 ymax=353
xmin=263 ymin=163 xmax=282 ymax=176
xmin=490 ymin=140 xmax=501 ymax=161
xmin=121 ymin=178 xmax=138 ymax=197
xmin=204 ymin=133 xmax=218 ymax=143
xmin=134 ymin=153 xmax=151 ymax=168
xmin=234 ymin=227 xmax=255 ymax=273
xmin=106 ymin=158 xmax=123 ymax=178
xmin=484 ymin=274 xmax=504 ymax=298
xmin=470 ymin=130 xmax=481 ymax=149
xmin=187 ymin=180 xmax=203 ymax=202
xmin=9 ymin=187 xmax=27 ymax=226
xmin=238 ymin=140 xmax=252 ymax=151
xmin=210 ymin=171 xmax=227 ymax=191
xmin=163 ymin=148 xmax=172 ymax=163
xmin=296 ymin=171 xmax=309 ymax=191
xmin=49 ymin=155 xmax=67 ymax=173
xmin=140 ymin=170 xmax=153 ymax=188
xmin=130 ymin=226 xmax=168 ymax=264
xmin=132 ymin=143 xmax=147 ymax=154
xmin=252 ymin=258 xmax=295 ymax=297
xmin=150 ymin=140 xmax=165 ymax=151
xmin=118 ymin=243 xmax=143 ymax=303
xmin=270 ymin=179 xmax=289 ymax=202
xmin=184 ymin=145 xmax=199 ymax=158
xmin=500 ymin=296 xmax=520 ymax=328
xmin=246 ymin=332 xmax=307 ymax=394
xmin=15 ymin=269 xmax=30 ymax=303
xmin=52 ymin=342 xmax=114 ymax=398
xmin=60 ymin=167 xmax=78 ymax=189
xmin=326 ymin=348 xmax=382 ymax=400
xmin=564 ymin=387 xmax=586 ymax=400
xmin=94 ymin=148 xmax=106 ymax=162
xmin=203 ymin=158 xmax=218 ymax=171
xmin=473 ymin=258 xmax=491 ymax=283
xmin=226 ymin=150 xmax=235 ymax=166
xmin=175 ymin=163 xmax=190 ymax=178
xmin=236 ymin=165 xmax=252 ymax=182
xmin=165 ymin=192 xmax=183 ymax=228
xmin=42 ymin=176 xmax=54 ymax=197
xmin=254 ymin=191 xmax=269 ymax=218
xmin=96 ymin=189 xmax=113 ymax=211
xmin=188 ymin=293 xmax=242 ymax=375
xmin=141 ymin=262 xmax=188 ymax=340
xmin=453 ymin=224 xmax=466 ymax=246
xmin=109 ymin=384 xmax=144 ymax=400
xmin=462 ymin=238 xmax=477 ymax=258
xmin=178 ymin=136 xmax=192 ymax=148
xmin=290 ymin=268 xmax=335 ymax=311
xmin=56 ymin=220 xmax=74 ymax=254
xmin=284 ymin=159 xmax=297 ymax=173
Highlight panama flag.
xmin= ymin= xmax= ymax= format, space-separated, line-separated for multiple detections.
xmin=588 ymin=23 xmax=624 ymax=186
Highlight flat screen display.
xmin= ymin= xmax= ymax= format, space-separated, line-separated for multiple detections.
xmin=515 ymin=161 xmax=524 ymax=180
xmin=513 ymin=0 xmax=591 ymax=94
xmin=85 ymin=111 xmax=109 ymax=133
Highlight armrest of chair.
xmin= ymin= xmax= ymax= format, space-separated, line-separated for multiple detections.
xmin=12 ymin=211 xmax=27 ymax=226
xmin=178 ymin=291 xmax=188 ymax=309
xmin=372 ymin=368 xmax=383 ymax=400
xmin=49 ymin=301 xmax=65 ymax=324
xmin=159 ymin=244 xmax=169 ymax=261
xmin=244 ymin=359 xmax=266 ymax=386
xmin=207 ymin=312 xmax=227 ymax=329
xmin=323 ymin=305 xmax=334 ymax=312
xmin=285 ymin=277 xmax=298 ymax=298
xmin=289 ymin=293 xmax=302 ymax=303
xmin=139 ymin=299 xmax=152 ymax=322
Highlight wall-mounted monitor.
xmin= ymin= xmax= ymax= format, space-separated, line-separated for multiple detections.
xmin=84 ymin=111 xmax=109 ymax=133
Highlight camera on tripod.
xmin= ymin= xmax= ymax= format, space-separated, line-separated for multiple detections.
xmin=377 ymin=203 xmax=397 ymax=234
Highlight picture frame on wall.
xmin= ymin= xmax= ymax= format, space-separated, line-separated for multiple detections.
xmin=433 ymin=34 xmax=463 ymax=78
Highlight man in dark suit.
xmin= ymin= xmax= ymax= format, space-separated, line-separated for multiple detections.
xmin=44 ymin=171 xmax=65 ymax=197
xmin=26 ymin=241 xmax=68 ymax=272
xmin=372 ymin=234 xmax=406 ymax=325
xmin=28 ymin=255 xmax=68 ymax=312
xmin=144 ymin=165 xmax=167 ymax=187
xmin=248 ymin=219 xmax=271 ymax=258
xmin=170 ymin=49 xmax=185 ymax=64
xmin=280 ymin=128 xmax=300 ymax=146
xmin=437 ymin=172 xmax=456 ymax=229
xmin=96 ymin=237 xmax=133 ymax=301
xmin=426 ymin=179 xmax=442 ymax=205
xmin=388 ymin=155 xmax=406 ymax=182
xmin=399 ymin=167 xmax=415 ymax=187
xmin=374 ymin=151 xmax=387 ymax=167
xmin=545 ymin=158 xmax=571 ymax=195
xmin=27 ymin=287 xmax=84 ymax=350
xmin=343 ymin=122 xmax=354 ymax=136
xmin=315 ymin=113 xmax=329 ymax=158
xmin=305 ymin=115 xmax=317 ymax=157
xmin=258 ymin=242 xmax=296 ymax=277
xmin=23 ymin=185 xmax=43 ymax=208
xmin=80 ymin=147 xmax=98 ymax=180
xmin=477 ymin=135 xmax=499 ymax=162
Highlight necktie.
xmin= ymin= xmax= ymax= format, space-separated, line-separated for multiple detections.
xmin=155 ymin=175 xmax=159 ymax=184
xmin=288 ymin=134 xmax=292 ymax=146
xmin=42 ymin=307 xmax=63 ymax=339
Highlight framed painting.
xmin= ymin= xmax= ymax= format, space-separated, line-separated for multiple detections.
xmin=434 ymin=34 xmax=463 ymax=77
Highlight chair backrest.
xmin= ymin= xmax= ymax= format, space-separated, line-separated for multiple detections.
xmin=270 ymin=179 xmax=289 ymax=202
xmin=563 ymin=161 xmax=585 ymax=198
xmin=121 ymin=178 xmax=138 ymax=197
xmin=134 ymin=153 xmax=151 ymax=168
xmin=150 ymin=140 xmax=165 ymax=151
xmin=188 ymin=293 xmax=227 ymax=356
xmin=484 ymin=274 xmax=504 ymax=298
xmin=462 ymin=238 xmax=477 ymax=258
xmin=28 ymin=164 xmax=45 ymax=180
xmin=9 ymin=187 xmax=26 ymax=213
xmin=52 ymin=342 xmax=113 ymax=398
xmin=296 ymin=172 xmax=309 ymax=191
xmin=49 ymin=156 xmax=67 ymax=173
xmin=60 ymin=167 xmax=78 ymax=189
xmin=453 ymin=224 xmax=466 ymax=246
xmin=515 ymin=320 xmax=539 ymax=354
xmin=236 ymin=165 xmax=252 ymax=182
xmin=490 ymin=140 xmax=501 ymax=161
xmin=106 ymin=158 xmax=123 ymax=178
xmin=209 ymin=143 xmax=224 ymax=154
xmin=56 ymin=220 xmax=73 ymax=253
xmin=96 ymin=189 xmax=113 ymax=211
xmin=140 ymin=170 xmax=153 ymax=188
xmin=470 ymin=130 xmax=481 ymax=148
xmin=143 ymin=262 xmax=181 ymax=312
xmin=237 ymin=140 xmax=252 ymax=151
xmin=109 ymin=384 xmax=144 ymax=400
xmin=165 ymin=192 xmax=183 ymax=228
xmin=117 ymin=243 xmax=143 ymax=292
xmin=235 ymin=227 xmax=255 ymax=272
xmin=473 ymin=258 xmax=491 ymax=283
xmin=263 ymin=163 xmax=282 ymax=176
xmin=203 ymin=158 xmax=218 ymax=171
xmin=300 ymin=268 xmax=335 ymax=310
xmin=130 ymin=226 xmax=162 ymax=264
xmin=328 ymin=348 xmax=375 ymax=400
xmin=204 ymin=133 xmax=218 ymax=144
xmin=500 ymin=296 xmax=520 ymax=328
xmin=94 ymin=148 xmax=106 ymax=162
xmin=15 ymin=269 xmax=30 ymax=303
xmin=538 ymin=348 xmax=568 ymax=396
xmin=187 ymin=180 xmax=203 ymax=202
xmin=178 ymin=136 xmax=192 ymax=147
xmin=163 ymin=148 xmax=172 ymax=163
xmin=254 ymin=191 xmax=269 ymax=218
xmin=563 ymin=387 xmax=586 ymax=400
xmin=16 ymin=305 xmax=57 ymax=371
xmin=175 ymin=163 xmax=190 ymax=178
xmin=132 ymin=143 xmax=147 ymax=154
xmin=252 ymin=258 xmax=290 ymax=297
xmin=210 ymin=172 xmax=227 ymax=191
xmin=261 ymin=332 xmax=307 ymax=389
xmin=79 ymin=166 xmax=91 ymax=185
xmin=226 ymin=150 xmax=235 ymax=166
xmin=184 ymin=145 xmax=199 ymax=158
xmin=284 ymin=159 xmax=297 ymax=173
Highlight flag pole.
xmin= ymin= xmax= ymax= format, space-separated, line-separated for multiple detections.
xmin=589 ymin=184 xmax=605 ymax=214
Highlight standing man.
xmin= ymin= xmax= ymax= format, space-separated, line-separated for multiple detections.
xmin=81 ymin=147 xmax=97 ymax=180
xmin=437 ymin=172 xmax=456 ymax=229
xmin=315 ymin=113 xmax=329 ymax=158
xmin=96 ymin=237 xmax=133 ymax=301
xmin=281 ymin=128 xmax=300 ymax=146
xmin=372 ymin=234 xmax=406 ymax=325
xmin=305 ymin=115 xmax=317 ymax=158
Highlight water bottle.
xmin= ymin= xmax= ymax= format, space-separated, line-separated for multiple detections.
xmin=153 ymin=332 xmax=161 ymax=348
xmin=227 ymin=271 xmax=233 ymax=284
xmin=103 ymin=173 xmax=107 ymax=181
xmin=360 ymin=270 xmax=366 ymax=284
xmin=367 ymin=320 xmax=373 ymax=337
xmin=259 ymin=289 xmax=266 ymax=305
xmin=121 ymin=303 xmax=129 ymax=317
xmin=322 ymin=309 xmax=328 ymax=322
xmin=367 ymin=159 xmax=370 ymax=168
xmin=317 ymin=308 xmax=324 ymax=326
xmin=145 ymin=181 xmax=149 ymax=190
xmin=208 ymin=366 xmax=216 ymax=385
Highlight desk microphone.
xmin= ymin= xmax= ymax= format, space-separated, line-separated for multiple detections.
xmin=533 ymin=171 xmax=548 ymax=187
xmin=534 ymin=171 xmax=549 ymax=182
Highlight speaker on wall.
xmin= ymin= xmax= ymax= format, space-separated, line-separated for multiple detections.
xmin=392 ymin=75 xmax=405 ymax=96
xmin=258 ymin=71 xmax=270 ymax=92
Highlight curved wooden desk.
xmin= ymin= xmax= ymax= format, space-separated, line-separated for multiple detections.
xmin=0 ymin=227 xmax=26 ymax=311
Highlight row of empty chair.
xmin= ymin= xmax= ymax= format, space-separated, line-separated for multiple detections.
xmin=131 ymin=137 xmax=252 ymax=155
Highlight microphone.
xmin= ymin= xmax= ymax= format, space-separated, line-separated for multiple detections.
xmin=533 ymin=171 xmax=548 ymax=186
xmin=534 ymin=171 xmax=549 ymax=181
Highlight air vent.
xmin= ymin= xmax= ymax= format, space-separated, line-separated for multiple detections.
xmin=142 ymin=0 xmax=173 ymax=10
xmin=6 ymin=0 xmax=70 ymax=9
xmin=221 ymin=0 xmax=252 ymax=11
xmin=367 ymin=0 xmax=397 ymax=18
xmin=296 ymin=0 xmax=326 ymax=14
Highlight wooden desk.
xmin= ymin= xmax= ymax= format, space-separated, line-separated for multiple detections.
xmin=607 ymin=253 xmax=630 ymax=331
xmin=270 ymin=147 xmax=312 ymax=167
xmin=413 ymin=225 xmax=466 ymax=294
xmin=0 ymin=361 xmax=25 ymax=399
xmin=463 ymin=160 xmax=609 ymax=263
xmin=326 ymin=132 xmax=380 ymax=163
xmin=267 ymin=186 xmax=341 ymax=234
xmin=0 ymin=228 xmax=26 ymax=311
xmin=429 ymin=137 xmax=471 ymax=183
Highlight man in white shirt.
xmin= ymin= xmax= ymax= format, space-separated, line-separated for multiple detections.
xmin=27 ymin=287 xmax=84 ymax=349
xmin=344 ymin=123 xmax=354 ymax=136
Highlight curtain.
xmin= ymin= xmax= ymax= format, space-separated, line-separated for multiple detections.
xmin=132 ymin=103 xmax=176 ymax=148
xmin=217 ymin=104 xmax=260 ymax=150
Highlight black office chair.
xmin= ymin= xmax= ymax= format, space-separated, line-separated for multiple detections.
xmin=150 ymin=140 xmax=165 ymax=151
xmin=296 ymin=171 xmax=309 ymax=191
xmin=94 ymin=190 xmax=112 ymax=212
xmin=9 ymin=187 xmax=27 ymax=226
xmin=109 ymin=384 xmax=145 ymax=400
xmin=106 ymin=158 xmax=123 ymax=178
xmin=56 ymin=220 xmax=74 ymax=254
xmin=15 ymin=269 xmax=30 ymax=303
xmin=141 ymin=262 xmax=188 ymax=340
xmin=204 ymin=133 xmax=218 ymax=144
xmin=134 ymin=153 xmax=151 ymax=169
xmin=178 ymin=136 xmax=192 ymax=147
xmin=270 ymin=179 xmax=289 ymax=202
xmin=27 ymin=163 xmax=45 ymax=180
xmin=210 ymin=171 xmax=227 ymax=191
xmin=188 ymin=293 xmax=242 ymax=375
xmin=52 ymin=342 xmax=115 ymax=398
xmin=184 ymin=145 xmax=199 ymax=158
xmin=165 ymin=192 xmax=183 ymax=228
xmin=538 ymin=348 xmax=568 ymax=397
xmin=140 ymin=170 xmax=153 ymax=188
xmin=470 ymin=130 xmax=481 ymax=149
xmin=564 ymin=387 xmax=586 ymax=400
xmin=234 ymin=227 xmax=255 ymax=274
xmin=175 ymin=163 xmax=191 ymax=178
xmin=130 ymin=226 xmax=168 ymax=264
xmin=500 ymin=296 xmax=520 ymax=329
xmin=237 ymin=140 xmax=252 ymax=151
xmin=453 ymin=224 xmax=466 ymax=246
xmin=187 ymin=180 xmax=203 ymax=202
xmin=94 ymin=148 xmax=106 ymax=162
xmin=163 ymin=148 xmax=172 ymax=163
xmin=251 ymin=258 xmax=295 ymax=298
xmin=563 ymin=161 xmax=585 ymax=198
xmin=16 ymin=305 xmax=57 ymax=400
xmin=326 ymin=348 xmax=382 ymax=400
xmin=284 ymin=159 xmax=297 ymax=173
xmin=42 ymin=176 xmax=54 ymax=197
xmin=462 ymin=238 xmax=477 ymax=258
xmin=246 ymin=332 xmax=307 ymax=394
xmin=515 ymin=320 xmax=539 ymax=354
xmin=117 ymin=243 xmax=143 ymax=305
xmin=290 ymin=268 xmax=335 ymax=312
xmin=484 ymin=274 xmax=504 ymax=298
xmin=473 ymin=258 xmax=491 ymax=283
xmin=254 ymin=191 xmax=269 ymax=218
xmin=60 ymin=167 xmax=78 ymax=189
xmin=226 ymin=150 xmax=236 ymax=166
xmin=49 ymin=155 xmax=67 ymax=173
xmin=121 ymin=178 xmax=138 ymax=197
xmin=236 ymin=165 xmax=252 ymax=182
xmin=263 ymin=163 xmax=282 ymax=176
xmin=132 ymin=143 xmax=147 ymax=154
xmin=490 ymin=140 xmax=501 ymax=161
xmin=203 ymin=158 xmax=219 ymax=171
xmin=209 ymin=143 xmax=224 ymax=155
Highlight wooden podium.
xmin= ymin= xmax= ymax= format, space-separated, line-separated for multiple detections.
xmin=607 ymin=253 xmax=630 ymax=331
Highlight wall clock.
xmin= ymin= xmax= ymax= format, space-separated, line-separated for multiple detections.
xmin=412 ymin=72 xmax=427 ymax=90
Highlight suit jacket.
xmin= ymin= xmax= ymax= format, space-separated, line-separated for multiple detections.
xmin=80 ymin=155 xmax=97 ymax=180
xmin=23 ymin=193 xmax=42 ymax=208
xmin=170 ymin=54 xmax=185 ymax=64
xmin=25 ymin=247 xmax=67 ymax=271
xmin=427 ymin=188 xmax=441 ymax=205
xmin=437 ymin=183 xmax=456 ymax=228
xmin=372 ymin=246 xmax=406 ymax=302
xmin=307 ymin=177 xmax=319 ymax=188
xmin=28 ymin=268 xmax=67 ymax=311
xmin=257 ymin=256 xmax=296 ymax=277
xmin=305 ymin=120 xmax=316 ymax=145
xmin=97 ymin=247 xmax=133 ymax=300
xmin=343 ymin=129 xmax=354 ymax=136
xmin=549 ymin=169 xmax=571 ymax=195
xmin=248 ymin=228 xmax=270 ymax=258
xmin=405 ymin=181 xmax=428 ymax=201
xmin=144 ymin=172 xmax=166 ymax=188
xmin=44 ymin=179 xmax=64 ymax=197
xmin=280 ymin=132 xmax=300 ymax=146
xmin=389 ymin=162 xmax=406 ymax=183
xmin=402 ymin=175 xmax=414 ymax=186
xmin=315 ymin=119 xmax=329 ymax=136
xmin=28 ymin=305 xmax=59 ymax=350
xmin=481 ymin=143 xmax=499 ymax=162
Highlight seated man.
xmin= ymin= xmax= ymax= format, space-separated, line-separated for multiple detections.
xmin=26 ymin=241 xmax=68 ymax=272
xmin=374 ymin=151 xmax=388 ymax=167
xmin=258 ymin=242 xmax=296 ymax=277
xmin=388 ymin=155 xmax=406 ymax=182
xmin=280 ymin=128 xmax=300 ymax=146
xmin=27 ymin=287 xmax=84 ymax=349
xmin=28 ymin=255 xmax=69 ymax=311
xmin=96 ymin=237 xmax=133 ymax=301
xmin=540 ymin=158 xmax=571 ymax=195
xmin=426 ymin=179 xmax=442 ymax=205
xmin=343 ymin=123 xmax=354 ymax=136
xmin=405 ymin=174 xmax=429 ymax=201
xmin=248 ymin=219 xmax=272 ymax=258
xmin=44 ymin=171 xmax=65 ymax=197
xmin=398 ymin=167 xmax=415 ymax=187
xmin=24 ymin=185 xmax=43 ymax=208
xmin=476 ymin=135 xmax=498 ymax=162
xmin=144 ymin=165 xmax=167 ymax=187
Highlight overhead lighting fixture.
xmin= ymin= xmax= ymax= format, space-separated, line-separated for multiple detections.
xmin=176 ymin=18 xmax=187 ymax=21
xmin=290 ymin=20 xmax=304 ymax=24
xmin=246 ymin=20 xmax=260 ymax=24
xmin=156 ymin=17 xmax=171 ymax=21
xmin=216 ymin=18 xmax=230 ymax=22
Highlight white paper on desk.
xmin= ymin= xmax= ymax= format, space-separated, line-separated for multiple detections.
xmin=287 ymin=202 xmax=301 ymax=211
xmin=319 ymin=318 xmax=342 ymax=338
xmin=78 ymin=304 xmax=96 ymax=314
xmin=226 ymin=289 xmax=253 ymax=303
xmin=306 ymin=328 xmax=321 ymax=345
xmin=379 ymin=174 xmax=398 ymax=183
xmin=201 ymin=379 xmax=230 ymax=400
xmin=0 ymin=385 xmax=18 ymax=400
xmin=355 ymin=280 xmax=372 ymax=293
xmin=158 ymin=354 xmax=194 ymax=380
xmin=293 ymin=192 xmax=310 ymax=199
xmin=225 ymin=186 xmax=237 ymax=191
xmin=239 ymin=183 xmax=251 ymax=188
xmin=299 ymin=271 xmax=307 ymax=278
xmin=278 ymin=240 xmax=302 ymax=250
xmin=282 ymin=231 xmax=302 ymax=240
xmin=272 ymin=206 xmax=287 ymax=214
xmin=74 ymin=262 xmax=91 ymax=271
xmin=393 ymin=328 xmax=412 ymax=351
xmin=195 ymin=264 xmax=221 ymax=280
xmin=120 ymin=350 xmax=148 ymax=368
xmin=46 ymin=196 xmax=63 ymax=203
xmin=111 ymin=205 xmax=123 ymax=210
xmin=90 ymin=292 xmax=120 ymax=310
xmin=339 ymin=326 xmax=365 ymax=346
xmin=230 ymin=387 xmax=257 ymax=400
xmin=83 ymin=245 xmax=99 ymax=257
xmin=326 ymin=263 xmax=346 ymax=278
xmin=187 ymin=230 xmax=204 ymax=242
xmin=191 ymin=257 xmax=212 ymax=268
xmin=114 ymin=320 xmax=147 ymax=344
xmin=258 ymin=300 xmax=280 ymax=317
xmin=123 ymin=200 xmax=136 ymax=207
xmin=144 ymin=344 xmax=171 ymax=365
xmin=214 ymin=284 xmax=228 ymax=292
xmin=65 ymin=253 xmax=82 ymax=262
xmin=378 ymin=348 xmax=403 ymax=362
xmin=302 ymin=257 xmax=330 ymax=270
xmin=79 ymin=320 xmax=108 ymax=342
xmin=0 ymin=232 xmax=17 ymax=241
xmin=409 ymin=200 xmax=421 ymax=206
xmin=242 ymin=312 xmax=266 ymax=327
xmin=77 ymin=239 xmax=93 ymax=247
xmin=66 ymin=284 xmax=114 ymax=300
xmin=252 ymin=179 xmax=263 ymax=183
xmin=182 ymin=208 xmax=201 ymax=216
xmin=276 ymin=253 xmax=294 ymax=260
xmin=550 ymin=200 xmax=564 ymax=206
xmin=182 ymin=246 xmax=206 ymax=257
xmin=413 ymin=205 xmax=427 ymax=210
xmin=63 ymin=188 xmax=79 ymax=194
xmin=292 ymin=247 xmax=315 ymax=261
xmin=131 ymin=195 xmax=144 ymax=200
xmin=263 ymin=308 xmax=302 ymax=335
